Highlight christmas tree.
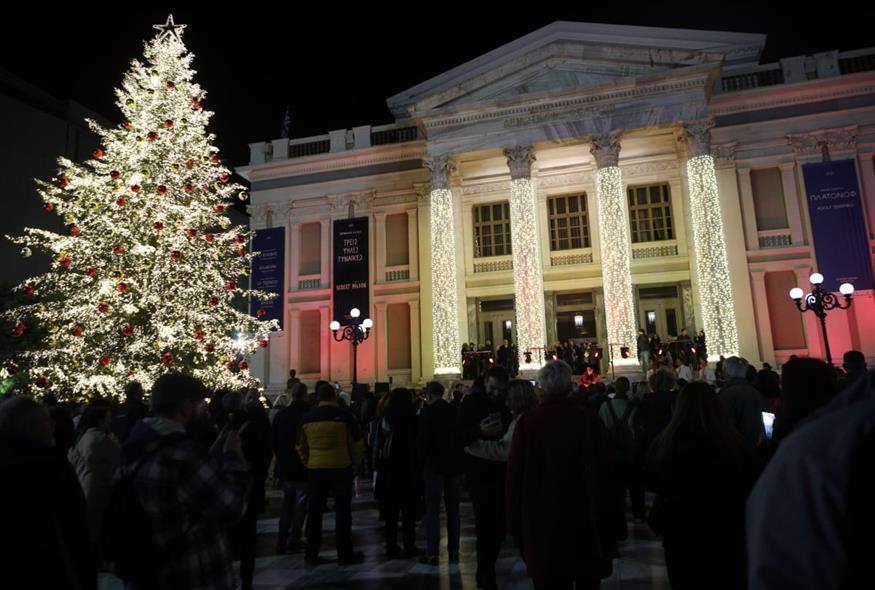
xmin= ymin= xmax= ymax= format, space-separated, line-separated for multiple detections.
xmin=4 ymin=15 xmax=277 ymax=399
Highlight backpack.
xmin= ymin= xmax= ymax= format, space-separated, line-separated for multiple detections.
xmin=605 ymin=400 xmax=635 ymax=464
xmin=101 ymin=434 xmax=186 ymax=585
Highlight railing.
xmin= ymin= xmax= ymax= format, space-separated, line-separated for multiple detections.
xmin=371 ymin=126 xmax=420 ymax=146
xmin=758 ymin=231 xmax=793 ymax=249
xmin=289 ymin=139 xmax=331 ymax=159
xmin=721 ymin=67 xmax=784 ymax=92
xmin=385 ymin=266 xmax=411 ymax=282
xmin=632 ymin=243 xmax=679 ymax=259
xmin=297 ymin=277 xmax=321 ymax=290
xmin=473 ymin=257 xmax=514 ymax=273
xmin=550 ymin=251 xmax=594 ymax=266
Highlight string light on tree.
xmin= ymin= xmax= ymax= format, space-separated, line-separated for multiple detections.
xmin=4 ymin=16 xmax=277 ymax=399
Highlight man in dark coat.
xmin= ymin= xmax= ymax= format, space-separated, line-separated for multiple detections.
xmin=0 ymin=396 xmax=96 ymax=590
xmin=719 ymin=357 xmax=765 ymax=450
xmin=507 ymin=360 xmax=620 ymax=589
xmin=271 ymin=382 xmax=311 ymax=553
xmin=459 ymin=366 xmax=511 ymax=590
xmin=417 ymin=381 xmax=465 ymax=564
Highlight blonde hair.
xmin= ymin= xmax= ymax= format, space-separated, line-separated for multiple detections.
xmin=508 ymin=379 xmax=539 ymax=415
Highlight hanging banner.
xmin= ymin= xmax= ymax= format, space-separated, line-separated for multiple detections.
xmin=333 ymin=217 xmax=370 ymax=324
xmin=803 ymin=159 xmax=873 ymax=292
xmin=250 ymin=226 xmax=285 ymax=329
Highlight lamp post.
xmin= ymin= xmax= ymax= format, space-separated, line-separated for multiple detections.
xmin=789 ymin=273 xmax=854 ymax=365
xmin=329 ymin=307 xmax=373 ymax=386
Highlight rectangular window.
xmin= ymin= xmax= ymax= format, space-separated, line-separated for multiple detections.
xmin=751 ymin=168 xmax=790 ymax=231
xmin=385 ymin=213 xmax=409 ymax=266
xmin=473 ymin=202 xmax=512 ymax=258
xmin=548 ymin=193 xmax=590 ymax=251
xmin=627 ymin=184 xmax=674 ymax=243
xmin=299 ymin=223 xmax=321 ymax=275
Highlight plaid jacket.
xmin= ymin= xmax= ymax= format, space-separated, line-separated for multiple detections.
xmin=123 ymin=417 xmax=249 ymax=590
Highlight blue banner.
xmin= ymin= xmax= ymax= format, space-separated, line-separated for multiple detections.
xmin=333 ymin=217 xmax=370 ymax=325
xmin=250 ymin=226 xmax=285 ymax=329
xmin=803 ymin=159 xmax=873 ymax=292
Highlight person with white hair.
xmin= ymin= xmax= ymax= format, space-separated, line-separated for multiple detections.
xmin=506 ymin=360 xmax=621 ymax=589
xmin=718 ymin=356 xmax=765 ymax=450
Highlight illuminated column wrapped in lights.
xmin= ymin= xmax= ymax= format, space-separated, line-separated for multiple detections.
xmin=504 ymin=146 xmax=547 ymax=372
xmin=424 ymin=155 xmax=461 ymax=375
xmin=590 ymin=132 xmax=638 ymax=365
xmin=681 ymin=119 xmax=739 ymax=359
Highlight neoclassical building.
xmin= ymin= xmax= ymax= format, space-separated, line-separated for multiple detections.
xmin=239 ymin=21 xmax=875 ymax=392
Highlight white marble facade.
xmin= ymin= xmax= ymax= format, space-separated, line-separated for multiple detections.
xmin=239 ymin=21 xmax=875 ymax=392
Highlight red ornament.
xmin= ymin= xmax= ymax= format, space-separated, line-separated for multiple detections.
xmin=170 ymin=250 xmax=182 ymax=261
xmin=99 ymin=356 xmax=111 ymax=367
xmin=214 ymin=205 xmax=226 ymax=214
xmin=85 ymin=267 xmax=97 ymax=278
xmin=164 ymin=119 xmax=174 ymax=129
xmin=194 ymin=330 xmax=205 ymax=341
xmin=236 ymin=247 xmax=248 ymax=257
xmin=97 ymin=303 xmax=110 ymax=313
xmin=157 ymin=185 xmax=167 ymax=196
xmin=218 ymin=173 xmax=230 ymax=184
xmin=153 ymin=221 xmax=164 ymax=231
xmin=185 ymin=228 xmax=197 ymax=238
xmin=239 ymin=361 xmax=249 ymax=370
xmin=59 ymin=256 xmax=72 ymax=268
xmin=116 ymin=196 xmax=126 ymax=207
xmin=110 ymin=170 xmax=121 ymax=180
xmin=113 ymin=244 xmax=125 ymax=255
xmin=35 ymin=376 xmax=49 ymax=388
xmin=93 ymin=148 xmax=104 ymax=159
xmin=12 ymin=322 xmax=26 ymax=337
xmin=259 ymin=339 xmax=269 ymax=348
xmin=23 ymin=285 xmax=35 ymax=296
xmin=256 ymin=308 xmax=267 ymax=318
xmin=162 ymin=353 xmax=174 ymax=365
xmin=186 ymin=159 xmax=195 ymax=170
xmin=166 ymin=81 xmax=176 ymax=90
xmin=122 ymin=324 xmax=134 ymax=337
xmin=147 ymin=132 xmax=158 ymax=141
xmin=123 ymin=121 xmax=134 ymax=130
xmin=210 ymin=154 xmax=221 ymax=165
xmin=56 ymin=175 xmax=70 ymax=188
xmin=116 ymin=282 xmax=129 ymax=293
xmin=225 ymin=280 xmax=237 ymax=290
xmin=204 ymin=342 xmax=215 ymax=353
xmin=69 ymin=226 xmax=81 ymax=236
xmin=205 ymin=233 xmax=214 ymax=242
xmin=183 ymin=183 xmax=194 ymax=193
xmin=208 ymin=296 xmax=220 ymax=307
xmin=7 ymin=363 xmax=18 ymax=375
xmin=226 ymin=361 xmax=235 ymax=371
xmin=235 ymin=234 xmax=246 ymax=244
xmin=71 ymin=326 xmax=83 ymax=337
xmin=131 ymin=184 xmax=141 ymax=193
xmin=42 ymin=203 xmax=55 ymax=213
xmin=192 ymin=98 xmax=202 ymax=110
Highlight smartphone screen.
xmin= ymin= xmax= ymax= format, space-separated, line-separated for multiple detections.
xmin=762 ymin=412 xmax=775 ymax=440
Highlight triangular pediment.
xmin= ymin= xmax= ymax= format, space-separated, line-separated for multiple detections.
xmin=387 ymin=21 xmax=765 ymax=118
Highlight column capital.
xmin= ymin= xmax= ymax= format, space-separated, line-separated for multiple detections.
xmin=678 ymin=118 xmax=715 ymax=157
xmin=423 ymin=155 xmax=456 ymax=190
xmin=589 ymin=131 xmax=623 ymax=169
xmin=712 ymin=142 xmax=737 ymax=169
xmin=503 ymin=145 xmax=536 ymax=180
xmin=414 ymin=182 xmax=432 ymax=206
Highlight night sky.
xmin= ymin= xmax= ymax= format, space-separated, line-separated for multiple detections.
xmin=3 ymin=4 xmax=874 ymax=169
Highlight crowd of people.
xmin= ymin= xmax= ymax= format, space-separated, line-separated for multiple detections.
xmin=0 ymin=347 xmax=872 ymax=590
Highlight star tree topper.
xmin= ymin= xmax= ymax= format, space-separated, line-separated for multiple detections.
xmin=153 ymin=14 xmax=187 ymax=42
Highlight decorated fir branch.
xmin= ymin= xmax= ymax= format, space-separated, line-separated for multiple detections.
xmin=4 ymin=15 xmax=277 ymax=399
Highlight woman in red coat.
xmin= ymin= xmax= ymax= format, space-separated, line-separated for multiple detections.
xmin=506 ymin=360 xmax=621 ymax=589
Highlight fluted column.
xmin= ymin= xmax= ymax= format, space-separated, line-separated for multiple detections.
xmin=590 ymin=131 xmax=639 ymax=365
xmin=423 ymin=155 xmax=461 ymax=376
xmin=504 ymin=146 xmax=547 ymax=372
xmin=679 ymin=119 xmax=740 ymax=359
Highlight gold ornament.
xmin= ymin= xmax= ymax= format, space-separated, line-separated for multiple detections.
xmin=21 ymin=247 xmax=32 ymax=258
xmin=219 ymin=218 xmax=230 ymax=229
xmin=238 ymin=191 xmax=248 ymax=201
xmin=64 ymin=213 xmax=76 ymax=225
xmin=141 ymin=259 xmax=154 ymax=270
xmin=48 ymin=336 xmax=58 ymax=349
xmin=110 ymin=270 xmax=124 ymax=280
xmin=153 ymin=341 xmax=163 ymax=351
xmin=49 ymin=325 xmax=59 ymax=333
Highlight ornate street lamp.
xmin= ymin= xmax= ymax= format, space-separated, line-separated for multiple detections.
xmin=789 ymin=273 xmax=854 ymax=365
xmin=329 ymin=307 xmax=373 ymax=385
